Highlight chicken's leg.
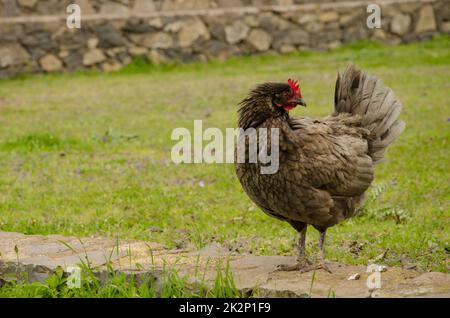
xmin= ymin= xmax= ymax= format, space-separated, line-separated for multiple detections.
xmin=275 ymin=222 xmax=311 ymax=272
xmin=316 ymin=229 xmax=332 ymax=273
xmin=275 ymin=224 xmax=332 ymax=273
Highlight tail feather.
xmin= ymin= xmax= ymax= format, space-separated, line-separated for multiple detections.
xmin=334 ymin=64 xmax=405 ymax=164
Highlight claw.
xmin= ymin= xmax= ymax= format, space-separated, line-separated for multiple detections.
xmin=274 ymin=262 xmax=312 ymax=273
xmin=317 ymin=261 xmax=332 ymax=273
xmin=275 ymin=263 xmax=307 ymax=272
xmin=273 ymin=260 xmax=332 ymax=273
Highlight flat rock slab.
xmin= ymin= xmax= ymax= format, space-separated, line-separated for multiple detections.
xmin=0 ymin=232 xmax=449 ymax=298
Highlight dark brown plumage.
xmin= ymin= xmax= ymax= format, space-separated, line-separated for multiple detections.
xmin=235 ymin=65 xmax=405 ymax=272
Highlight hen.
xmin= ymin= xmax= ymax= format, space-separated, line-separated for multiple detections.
xmin=235 ymin=65 xmax=405 ymax=272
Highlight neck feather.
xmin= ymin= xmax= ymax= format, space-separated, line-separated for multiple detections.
xmin=238 ymin=97 xmax=287 ymax=130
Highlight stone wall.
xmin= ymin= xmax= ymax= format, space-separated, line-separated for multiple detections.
xmin=0 ymin=0 xmax=374 ymax=16
xmin=0 ymin=0 xmax=449 ymax=77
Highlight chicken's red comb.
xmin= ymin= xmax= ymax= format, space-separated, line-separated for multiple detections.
xmin=288 ymin=78 xmax=301 ymax=97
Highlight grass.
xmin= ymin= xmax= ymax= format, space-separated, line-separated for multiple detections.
xmin=0 ymin=35 xmax=449 ymax=294
xmin=0 ymin=258 xmax=242 ymax=298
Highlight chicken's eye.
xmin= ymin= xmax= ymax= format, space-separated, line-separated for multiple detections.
xmin=280 ymin=90 xmax=292 ymax=99
xmin=273 ymin=94 xmax=284 ymax=106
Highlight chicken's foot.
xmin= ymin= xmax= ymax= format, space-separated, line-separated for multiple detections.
xmin=316 ymin=229 xmax=332 ymax=273
xmin=274 ymin=225 xmax=332 ymax=273
xmin=275 ymin=259 xmax=312 ymax=272
xmin=275 ymin=224 xmax=311 ymax=272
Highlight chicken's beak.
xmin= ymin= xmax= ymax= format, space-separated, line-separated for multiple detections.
xmin=297 ymin=98 xmax=307 ymax=107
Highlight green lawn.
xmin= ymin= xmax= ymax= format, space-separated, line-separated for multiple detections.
xmin=0 ymin=36 xmax=449 ymax=273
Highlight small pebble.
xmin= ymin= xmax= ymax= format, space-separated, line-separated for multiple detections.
xmin=347 ymin=273 xmax=360 ymax=280
xmin=377 ymin=265 xmax=388 ymax=272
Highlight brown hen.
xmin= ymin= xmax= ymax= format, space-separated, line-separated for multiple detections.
xmin=235 ymin=65 xmax=405 ymax=272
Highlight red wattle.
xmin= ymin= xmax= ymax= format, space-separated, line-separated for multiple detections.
xmin=283 ymin=105 xmax=296 ymax=111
